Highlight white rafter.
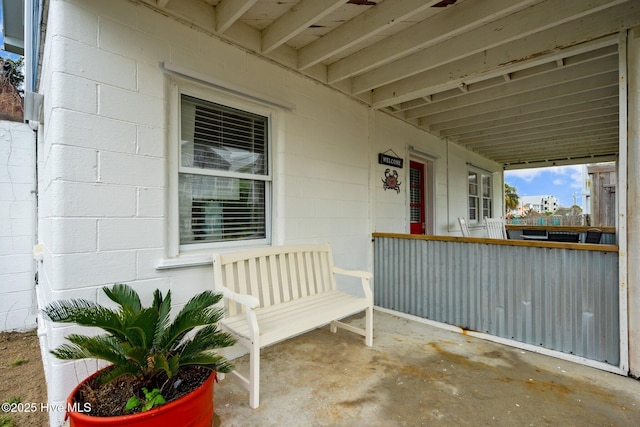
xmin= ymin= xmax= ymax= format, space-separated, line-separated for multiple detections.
xmin=216 ymin=0 xmax=259 ymax=33
xmin=261 ymin=0 xmax=346 ymax=55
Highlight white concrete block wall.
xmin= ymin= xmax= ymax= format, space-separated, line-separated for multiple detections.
xmin=0 ymin=122 xmax=37 ymax=332
xmin=36 ymin=1 xmax=502 ymax=425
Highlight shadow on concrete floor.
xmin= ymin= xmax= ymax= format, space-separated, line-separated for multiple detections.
xmin=213 ymin=310 xmax=640 ymax=426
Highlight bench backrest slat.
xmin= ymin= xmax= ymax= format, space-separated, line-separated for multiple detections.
xmin=213 ymin=243 xmax=337 ymax=316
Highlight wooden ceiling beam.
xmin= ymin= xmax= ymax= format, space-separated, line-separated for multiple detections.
xmin=215 ymin=0 xmax=258 ymax=33
xmin=443 ymin=105 xmax=618 ymax=139
xmin=419 ymin=71 xmax=618 ymax=126
xmin=261 ymin=0 xmax=346 ymax=54
xmin=298 ymin=0 xmax=437 ymax=70
xmin=429 ymin=88 xmax=618 ymax=132
xmin=355 ymin=0 xmax=627 ymax=94
xmin=457 ymin=115 xmax=619 ymax=146
xmin=327 ymin=0 xmax=538 ymax=83
xmin=405 ymin=55 xmax=618 ymax=120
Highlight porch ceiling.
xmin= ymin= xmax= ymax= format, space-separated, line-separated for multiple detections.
xmin=147 ymin=0 xmax=640 ymax=169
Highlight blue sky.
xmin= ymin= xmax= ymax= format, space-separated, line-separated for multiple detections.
xmin=505 ymin=165 xmax=584 ymax=208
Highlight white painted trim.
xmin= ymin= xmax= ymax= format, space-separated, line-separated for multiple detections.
xmin=618 ymin=30 xmax=630 ymax=374
xmin=408 ymin=145 xmax=439 ymax=161
xmin=375 ymin=306 xmax=628 ymax=376
xmin=161 ymin=61 xmax=296 ymax=111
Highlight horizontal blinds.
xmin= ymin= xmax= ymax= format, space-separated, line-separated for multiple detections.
xmin=179 ymin=94 xmax=269 ymax=246
xmin=181 ymin=94 xmax=268 ymax=175
xmin=179 ymin=175 xmax=266 ymax=244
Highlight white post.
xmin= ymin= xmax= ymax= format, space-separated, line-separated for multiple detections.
xmin=626 ymin=27 xmax=640 ymax=377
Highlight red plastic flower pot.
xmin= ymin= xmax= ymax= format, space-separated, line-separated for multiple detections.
xmin=65 ymin=368 xmax=215 ymax=427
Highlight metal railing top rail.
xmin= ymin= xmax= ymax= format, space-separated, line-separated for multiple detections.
xmin=371 ymin=232 xmax=619 ymax=252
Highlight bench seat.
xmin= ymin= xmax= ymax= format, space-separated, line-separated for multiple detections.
xmin=221 ymin=290 xmax=371 ymax=348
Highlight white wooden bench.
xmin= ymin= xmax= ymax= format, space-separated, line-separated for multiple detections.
xmin=212 ymin=243 xmax=373 ymax=408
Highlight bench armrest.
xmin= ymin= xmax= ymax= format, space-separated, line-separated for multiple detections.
xmin=333 ymin=266 xmax=372 ymax=280
xmin=218 ymin=284 xmax=260 ymax=309
xmin=333 ymin=266 xmax=373 ymax=302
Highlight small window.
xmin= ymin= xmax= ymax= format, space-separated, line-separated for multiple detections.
xmin=468 ymin=170 xmax=492 ymax=223
xmin=178 ymin=94 xmax=271 ymax=247
xmin=481 ymin=174 xmax=492 ymax=220
xmin=468 ymin=171 xmax=478 ymax=221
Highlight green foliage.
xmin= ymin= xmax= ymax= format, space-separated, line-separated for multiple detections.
xmin=126 ymin=388 xmax=166 ymax=412
xmin=1 ymin=57 xmax=24 ymax=96
xmin=504 ymin=183 xmax=519 ymax=214
xmin=0 ymin=415 xmax=16 ymax=427
xmin=10 ymin=358 xmax=29 ymax=366
xmin=42 ymin=284 xmax=236 ymax=389
xmin=2 ymin=397 xmax=21 ymax=404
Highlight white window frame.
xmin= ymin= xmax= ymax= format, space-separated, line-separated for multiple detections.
xmin=467 ymin=168 xmax=493 ymax=224
xmin=167 ymin=78 xmax=274 ymax=257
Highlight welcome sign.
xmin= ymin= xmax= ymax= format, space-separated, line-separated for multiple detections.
xmin=378 ymin=153 xmax=403 ymax=168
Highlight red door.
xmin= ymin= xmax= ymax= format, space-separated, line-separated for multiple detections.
xmin=410 ymin=161 xmax=425 ymax=234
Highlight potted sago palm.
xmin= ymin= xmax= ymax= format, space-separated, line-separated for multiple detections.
xmin=42 ymin=283 xmax=236 ymax=427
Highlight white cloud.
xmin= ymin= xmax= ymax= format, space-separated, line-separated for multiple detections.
xmin=504 ymin=167 xmax=545 ymax=182
xmin=507 ymin=165 xmax=584 ymax=187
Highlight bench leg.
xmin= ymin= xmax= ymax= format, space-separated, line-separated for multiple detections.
xmin=249 ymin=340 xmax=260 ymax=409
xmin=365 ymin=306 xmax=373 ymax=347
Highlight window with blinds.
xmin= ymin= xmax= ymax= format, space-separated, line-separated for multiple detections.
xmin=179 ymin=94 xmax=270 ymax=246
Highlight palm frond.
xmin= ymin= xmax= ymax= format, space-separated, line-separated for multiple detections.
xmin=178 ymin=325 xmax=236 ymax=357
xmin=152 ymin=290 xmax=171 ymax=348
xmin=103 ymin=283 xmax=142 ymax=313
xmin=42 ymin=301 xmax=127 ymax=342
xmin=159 ymin=306 xmax=225 ymax=351
xmin=125 ymin=307 xmax=160 ymax=348
xmin=51 ymin=334 xmax=129 ymax=367
xmin=125 ymin=346 xmax=150 ymax=368
xmin=179 ymin=351 xmax=234 ymax=373
xmin=99 ymin=364 xmax=142 ymax=384
xmin=156 ymin=291 xmax=221 ymax=350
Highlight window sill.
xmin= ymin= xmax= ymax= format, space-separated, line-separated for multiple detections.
xmin=156 ymin=253 xmax=213 ymax=270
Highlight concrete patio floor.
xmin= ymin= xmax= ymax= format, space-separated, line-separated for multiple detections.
xmin=213 ymin=310 xmax=640 ymax=426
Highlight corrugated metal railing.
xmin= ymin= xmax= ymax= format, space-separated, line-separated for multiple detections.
xmin=373 ymin=234 xmax=620 ymax=365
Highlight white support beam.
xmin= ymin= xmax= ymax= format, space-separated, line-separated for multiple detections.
xmin=465 ymin=122 xmax=619 ymax=146
xmin=443 ymin=105 xmax=618 ymax=139
xmin=429 ymin=88 xmax=618 ymax=132
xmin=356 ymin=0 xmax=630 ymax=96
xmin=261 ymin=0 xmax=346 ymax=54
xmin=420 ymin=71 xmax=618 ymax=126
xmin=459 ymin=118 xmax=619 ymax=146
xmin=371 ymin=30 xmax=622 ymax=108
xmin=405 ymin=54 xmax=618 ymax=120
xmin=327 ymin=0 xmax=538 ymax=83
xmin=298 ymin=0 xmax=436 ymax=70
xmin=216 ymin=0 xmax=258 ymax=33
xmin=623 ymin=27 xmax=635 ymax=377
xmin=502 ymin=155 xmax=619 ymax=170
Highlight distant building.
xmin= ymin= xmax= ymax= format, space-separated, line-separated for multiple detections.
xmin=519 ymin=195 xmax=559 ymax=214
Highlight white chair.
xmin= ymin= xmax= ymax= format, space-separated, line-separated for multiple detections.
xmin=485 ymin=218 xmax=507 ymax=239
xmin=458 ymin=217 xmax=470 ymax=237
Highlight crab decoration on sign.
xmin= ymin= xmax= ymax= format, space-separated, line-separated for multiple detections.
xmin=382 ymin=169 xmax=401 ymax=193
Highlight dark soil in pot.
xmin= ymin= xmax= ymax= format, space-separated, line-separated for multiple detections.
xmin=75 ymin=366 xmax=211 ymax=417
